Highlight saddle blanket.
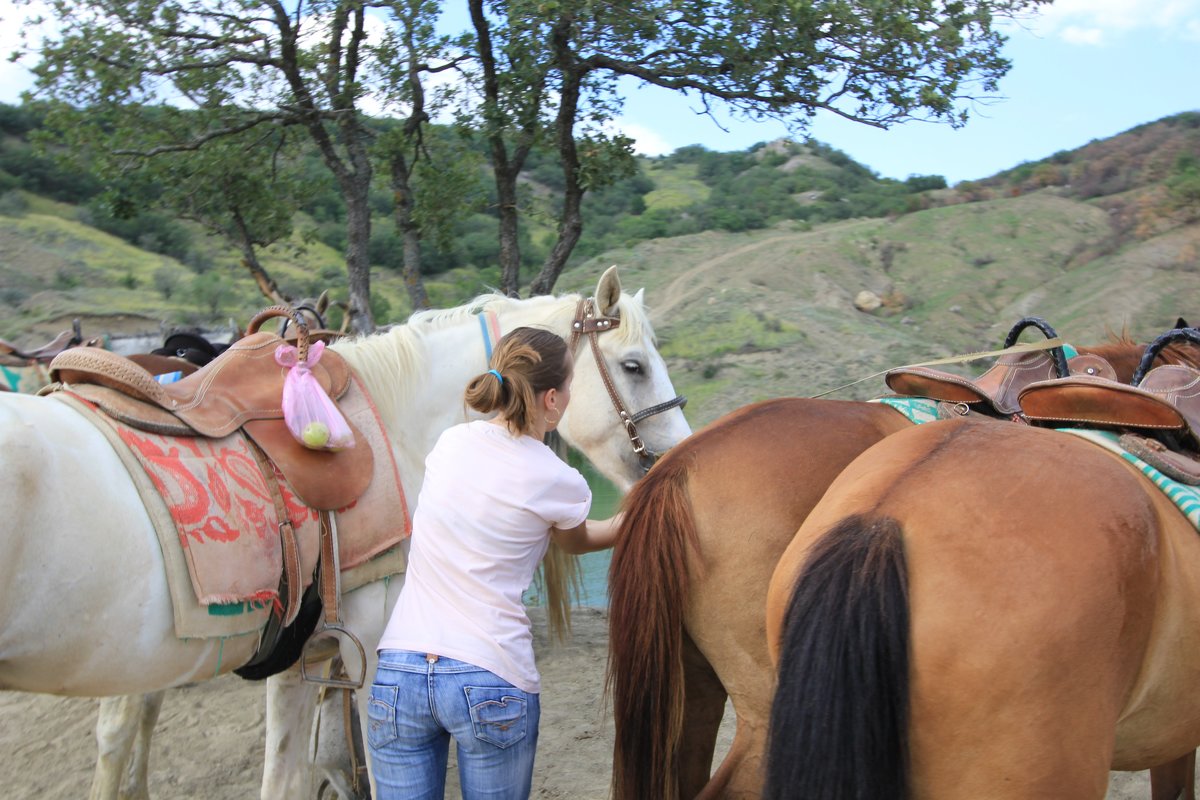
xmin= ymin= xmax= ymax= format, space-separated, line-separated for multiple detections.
xmin=1 ymin=361 xmax=49 ymax=394
xmin=56 ymin=373 xmax=411 ymax=639
xmin=873 ymin=396 xmax=942 ymax=425
xmin=873 ymin=397 xmax=1200 ymax=535
xmin=1060 ymin=428 xmax=1200 ymax=533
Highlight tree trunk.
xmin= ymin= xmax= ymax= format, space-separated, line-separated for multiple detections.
xmin=495 ymin=164 xmax=522 ymax=297
xmin=469 ymin=0 xmax=544 ymax=298
xmin=343 ymin=184 xmax=374 ymax=334
xmin=531 ymin=31 xmax=587 ymax=297
xmin=273 ymin=1 xmax=374 ymax=333
xmin=232 ymin=210 xmax=289 ymax=305
xmin=390 ymin=153 xmax=430 ymax=311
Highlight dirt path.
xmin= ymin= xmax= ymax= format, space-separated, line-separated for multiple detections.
xmin=0 ymin=607 xmax=1182 ymax=798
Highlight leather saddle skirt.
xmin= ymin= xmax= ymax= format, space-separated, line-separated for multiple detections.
xmin=1020 ymin=364 xmax=1200 ymax=448
xmin=885 ymin=350 xmax=1115 ymax=417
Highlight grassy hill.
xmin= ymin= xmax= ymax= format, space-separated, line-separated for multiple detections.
xmin=2 ymin=112 xmax=1198 ymax=430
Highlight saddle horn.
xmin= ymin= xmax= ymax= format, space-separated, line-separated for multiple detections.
xmin=1132 ymin=328 xmax=1200 ymax=386
xmin=1003 ymin=316 xmax=1069 ymax=378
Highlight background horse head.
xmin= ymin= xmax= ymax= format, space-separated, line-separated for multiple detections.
xmin=606 ymin=321 xmax=1200 ymax=800
xmin=3 ymin=266 xmax=689 ymax=800
xmin=764 ymin=412 xmax=1200 ymax=799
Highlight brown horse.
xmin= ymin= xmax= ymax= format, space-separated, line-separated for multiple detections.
xmin=764 ymin=413 xmax=1200 ymax=799
xmin=607 ymin=330 xmax=1200 ymax=800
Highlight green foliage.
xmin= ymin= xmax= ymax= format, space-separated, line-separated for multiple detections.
xmin=153 ymin=267 xmax=179 ymax=299
xmin=1166 ymin=155 xmax=1200 ymax=221
xmin=0 ymin=190 xmax=29 ymax=217
xmin=659 ymin=309 xmax=803 ymax=360
xmin=190 ymin=272 xmax=232 ymax=316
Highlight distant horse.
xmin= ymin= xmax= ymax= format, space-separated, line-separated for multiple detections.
xmin=1 ymin=266 xmax=690 ymax=800
xmin=0 ymin=319 xmax=100 ymax=393
xmin=607 ymin=327 xmax=1200 ymax=800
xmin=763 ymin=404 xmax=1200 ymax=799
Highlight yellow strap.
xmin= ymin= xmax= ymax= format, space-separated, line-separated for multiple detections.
xmin=809 ymin=337 xmax=1065 ymax=399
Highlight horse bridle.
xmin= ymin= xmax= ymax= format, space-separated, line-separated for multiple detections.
xmin=569 ymin=297 xmax=687 ymax=472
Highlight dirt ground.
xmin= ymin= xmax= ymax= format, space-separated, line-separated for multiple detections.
xmin=0 ymin=607 xmax=1183 ymax=798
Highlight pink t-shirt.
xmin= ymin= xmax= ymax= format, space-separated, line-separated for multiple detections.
xmin=377 ymin=420 xmax=591 ymax=692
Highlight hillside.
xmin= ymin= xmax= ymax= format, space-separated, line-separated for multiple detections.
xmin=2 ymin=112 xmax=1199 ymax=429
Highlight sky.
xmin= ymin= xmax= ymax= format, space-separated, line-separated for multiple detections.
xmin=1 ymin=0 xmax=1197 ymax=185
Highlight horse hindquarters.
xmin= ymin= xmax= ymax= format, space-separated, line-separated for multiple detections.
xmin=765 ymin=515 xmax=911 ymax=800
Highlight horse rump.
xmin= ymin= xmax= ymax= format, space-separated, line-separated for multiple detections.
xmin=766 ymin=514 xmax=911 ymax=800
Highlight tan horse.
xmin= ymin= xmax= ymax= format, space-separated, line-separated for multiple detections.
xmin=764 ymin=414 xmax=1200 ymax=799
xmin=607 ymin=332 xmax=1200 ymax=800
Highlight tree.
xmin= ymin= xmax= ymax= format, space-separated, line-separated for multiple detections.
xmin=106 ymin=119 xmax=306 ymax=305
xmin=454 ymin=0 xmax=1046 ymax=295
xmin=367 ymin=0 xmax=472 ymax=310
xmin=19 ymin=0 xmax=1046 ymax=309
xmin=18 ymin=0 xmax=456 ymax=332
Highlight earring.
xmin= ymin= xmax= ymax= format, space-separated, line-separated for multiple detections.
xmin=545 ymin=407 xmax=561 ymax=426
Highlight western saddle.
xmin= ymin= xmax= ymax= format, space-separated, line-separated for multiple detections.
xmin=47 ymin=306 xmax=375 ymax=685
xmin=884 ymin=320 xmax=1200 ymax=483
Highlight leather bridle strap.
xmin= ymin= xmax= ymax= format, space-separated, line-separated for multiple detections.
xmin=569 ymin=297 xmax=686 ymax=471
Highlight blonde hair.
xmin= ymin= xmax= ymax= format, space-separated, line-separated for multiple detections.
xmin=464 ymin=327 xmax=570 ymax=436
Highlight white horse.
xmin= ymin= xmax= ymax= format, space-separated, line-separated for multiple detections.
xmin=0 ymin=266 xmax=691 ymax=799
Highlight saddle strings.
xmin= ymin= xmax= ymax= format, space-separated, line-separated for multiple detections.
xmin=808 ymin=337 xmax=1065 ymax=399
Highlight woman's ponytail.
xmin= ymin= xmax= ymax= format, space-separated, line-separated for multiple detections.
xmin=465 ymin=327 xmax=569 ymax=436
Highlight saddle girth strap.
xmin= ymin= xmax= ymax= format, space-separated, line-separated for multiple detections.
xmin=246 ymin=437 xmax=303 ymax=627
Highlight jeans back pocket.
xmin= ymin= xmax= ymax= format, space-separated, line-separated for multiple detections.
xmin=367 ymin=684 xmax=400 ymax=751
xmin=464 ymin=686 xmax=528 ymax=749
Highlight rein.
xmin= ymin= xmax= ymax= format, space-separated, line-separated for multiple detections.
xmin=569 ymin=297 xmax=687 ymax=472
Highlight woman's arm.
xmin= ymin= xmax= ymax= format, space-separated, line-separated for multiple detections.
xmin=550 ymin=512 xmax=625 ymax=555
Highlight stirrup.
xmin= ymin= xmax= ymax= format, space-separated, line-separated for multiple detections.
xmin=301 ymin=624 xmax=368 ymax=689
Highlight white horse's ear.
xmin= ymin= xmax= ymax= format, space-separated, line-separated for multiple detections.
xmin=596 ymin=265 xmax=622 ymax=316
xmin=633 ymin=288 xmax=645 ymax=305
xmin=316 ymin=290 xmax=330 ymax=314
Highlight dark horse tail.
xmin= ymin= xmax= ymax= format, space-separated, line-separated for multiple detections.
xmin=606 ymin=454 xmax=698 ymax=800
xmin=766 ymin=514 xmax=911 ymax=800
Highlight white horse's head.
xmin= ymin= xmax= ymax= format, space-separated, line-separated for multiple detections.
xmin=335 ymin=266 xmax=690 ymax=496
xmin=557 ymin=266 xmax=691 ymax=492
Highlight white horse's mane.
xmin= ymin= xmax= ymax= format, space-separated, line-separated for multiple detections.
xmin=330 ymin=289 xmax=653 ymax=416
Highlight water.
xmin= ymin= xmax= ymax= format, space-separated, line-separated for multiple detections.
xmin=574 ymin=456 xmax=620 ymax=607
xmin=526 ymin=454 xmax=620 ymax=608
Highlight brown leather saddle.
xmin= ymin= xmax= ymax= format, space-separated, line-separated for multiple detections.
xmin=0 ymin=319 xmax=98 ymax=367
xmin=1019 ymin=327 xmax=1200 ymax=453
xmin=48 ymin=313 xmax=372 ymax=512
xmin=884 ymin=317 xmax=1077 ymax=418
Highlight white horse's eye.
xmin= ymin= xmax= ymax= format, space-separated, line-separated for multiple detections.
xmin=621 ymin=360 xmax=644 ymax=375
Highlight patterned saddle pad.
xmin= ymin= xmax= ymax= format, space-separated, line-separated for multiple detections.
xmin=55 ymin=373 xmax=411 ymax=640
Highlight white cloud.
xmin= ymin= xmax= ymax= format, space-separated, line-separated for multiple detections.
xmin=610 ymin=120 xmax=675 ymax=156
xmin=1025 ymin=0 xmax=1200 ymax=43
xmin=1059 ymin=26 xmax=1106 ymax=45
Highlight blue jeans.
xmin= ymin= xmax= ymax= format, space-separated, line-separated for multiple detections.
xmin=368 ymin=650 xmax=540 ymax=800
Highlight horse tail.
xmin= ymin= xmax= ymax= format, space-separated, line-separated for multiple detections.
xmin=766 ymin=514 xmax=911 ymax=800
xmin=606 ymin=454 xmax=698 ymax=800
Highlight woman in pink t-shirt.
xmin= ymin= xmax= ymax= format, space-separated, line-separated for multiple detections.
xmin=369 ymin=327 xmax=621 ymax=800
